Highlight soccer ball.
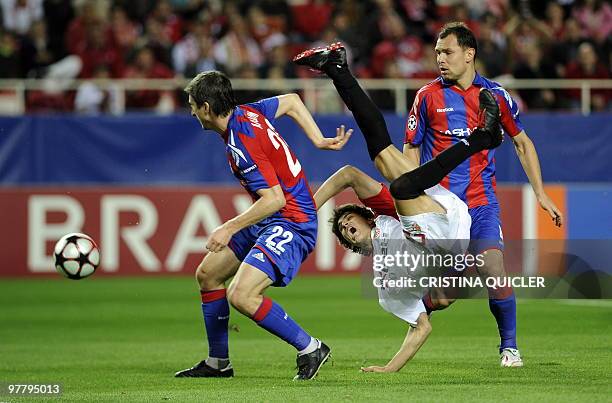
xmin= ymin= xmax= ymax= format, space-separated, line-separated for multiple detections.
xmin=54 ymin=233 xmax=100 ymax=280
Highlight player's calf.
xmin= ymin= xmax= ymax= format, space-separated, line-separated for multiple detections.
xmin=174 ymin=250 xmax=240 ymax=378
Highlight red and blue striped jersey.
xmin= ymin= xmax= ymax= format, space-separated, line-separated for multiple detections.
xmin=404 ymin=73 xmax=523 ymax=208
xmin=223 ymin=97 xmax=316 ymax=223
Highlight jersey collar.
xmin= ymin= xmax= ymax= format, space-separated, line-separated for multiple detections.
xmin=473 ymin=72 xmax=485 ymax=86
xmin=222 ymin=107 xmax=240 ymax=143
xmin=440 ymin=72 xmax=485 ymax=88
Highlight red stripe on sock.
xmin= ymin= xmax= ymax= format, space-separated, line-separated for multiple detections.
xmin=252 ymin=297 xmax=273 ymax=322
xmin=201 ymin=289 xmax=227 ymax=303
xmin=488 ymin=286 xmax=513 ymax=300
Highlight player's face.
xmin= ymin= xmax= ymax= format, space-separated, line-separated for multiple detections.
xmin=338 ymin=212 xmax=372 ymax=251
xmin=435 ymin=34 xmax=473 ymax=82
xmin=188 ymin=95 xmax=209 ymax=129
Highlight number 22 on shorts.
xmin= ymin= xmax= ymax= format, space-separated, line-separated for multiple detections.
xmin=265 ymin=226 xmax=294 ymax=255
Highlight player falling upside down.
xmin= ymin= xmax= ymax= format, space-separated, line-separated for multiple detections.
xmin=175 ymin=71 xmax=350 ymax=380
xmin=294 ymin=43 xmax=505 ymax=372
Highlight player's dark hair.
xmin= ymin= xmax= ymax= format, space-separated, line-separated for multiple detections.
xmin=438 ymin=22 xmax=478 ymax=56
xmin=330 ymin=204 xmax=375 ymax=254
xmin=184 ymin=71 xmax=237 ymax=117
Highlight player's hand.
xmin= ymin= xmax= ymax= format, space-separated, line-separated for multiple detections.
xmin=360 ymin=365 xmax=396 ymax=373
xmin=316 ymin=125 xmax=353 ymax=150
xmin=206 ymin=224 xmax=234 ymax=253
xmin=537 ymin=193 xmax=563 ymax=227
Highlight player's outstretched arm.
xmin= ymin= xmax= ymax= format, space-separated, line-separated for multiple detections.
xmin=205 ymin=185 xmax=286 ymax=253
xmin=512 ymin=131 xmax=563 ymax=227
xmin=361 ymin=312 xmax=432 ymax=373
xmin=274 ymin=93 xmax=352 ymax=150
xmin=314 ymin=165 xmax=383 ymax=209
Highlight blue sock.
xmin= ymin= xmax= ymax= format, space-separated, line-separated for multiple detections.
xmin=489 ymin=293 xmax=517 ymax=352
xmin=201 ymin=289 xmax=230 ymax=359
xmin=252 ymin=297 xmax=311 ymax=351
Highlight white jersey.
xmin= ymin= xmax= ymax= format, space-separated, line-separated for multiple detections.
xmin=398 ymin=185 xmax=471 ymax=255
xmin=370 ymin=185 xmax=472 ymax=325
xmin=371 ymin=215 xmax=428 ymax=325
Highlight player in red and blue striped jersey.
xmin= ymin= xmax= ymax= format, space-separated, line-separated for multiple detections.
xmin=402 ymin=22 xmax=564 ymax=367
xmin=175 ymin=71 xmax=351 ymax=380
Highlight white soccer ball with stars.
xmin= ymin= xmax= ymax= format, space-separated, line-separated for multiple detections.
xmin=54 ymin=233 xmax=100 ymax=280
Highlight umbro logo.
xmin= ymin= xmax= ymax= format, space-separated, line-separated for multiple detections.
xmin=436 ymin=107 xmax=454 ymax=112
xmin=253 ymin=252 xmax=266 ymax=262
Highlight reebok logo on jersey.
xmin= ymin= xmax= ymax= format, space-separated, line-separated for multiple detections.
xmin=252 ymin=252 xmax=266 ymax=262
xmin=436 ymin=107 xmax=454 ymax=112
xmin=240 ymin=164 xmax=258 ymax=174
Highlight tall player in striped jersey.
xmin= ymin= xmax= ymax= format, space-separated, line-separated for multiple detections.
xmin=400 ymin=22 xmax=563 ymax=367
xmin=175 ymin=71 xmax=351 ymax=380
xmin=294 ymin=43 xmax=503 ymax=372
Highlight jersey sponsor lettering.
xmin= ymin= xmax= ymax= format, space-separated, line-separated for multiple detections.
xmin=404 ymin=74 xmax=524 ymax=208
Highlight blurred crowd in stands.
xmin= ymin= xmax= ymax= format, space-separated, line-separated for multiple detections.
xmin=0 ymin=0 xmax=609 ymax=113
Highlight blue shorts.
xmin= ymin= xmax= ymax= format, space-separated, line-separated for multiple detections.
xmin=228 ymin=216 xmax=317 ymax=287
xmin=468 ymin=204 xmax=504 ymax=254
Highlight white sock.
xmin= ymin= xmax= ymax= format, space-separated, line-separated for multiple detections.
xmin=298 ymin=337 xmax=319 ymax=356
xmin=205 ymin=357 xmax=230 ymax=369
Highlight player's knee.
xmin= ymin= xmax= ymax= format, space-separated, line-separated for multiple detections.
xmin=195 ymin=263 xmax=209 ymax=287
xmin=430 ymin=296 xmax=453 ymax=310
xmin=196 ymin=260 xmax=221 ymax=290
xmin=478 ymin=249 xmax=506 ymax=277
xmin=389 ymin=172 xmax=422 ymax=200
xmin=437 ymin=297 xmax=456 ymax=309
xmin=195 ymin=264 xmax=205 ymax=286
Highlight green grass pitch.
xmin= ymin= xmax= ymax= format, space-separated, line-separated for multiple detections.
xmin=1 ymin=276 xmax=610 ymax=402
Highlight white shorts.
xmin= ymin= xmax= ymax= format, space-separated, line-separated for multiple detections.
xmin=398 ymin=185 xmax=471 ymax=254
